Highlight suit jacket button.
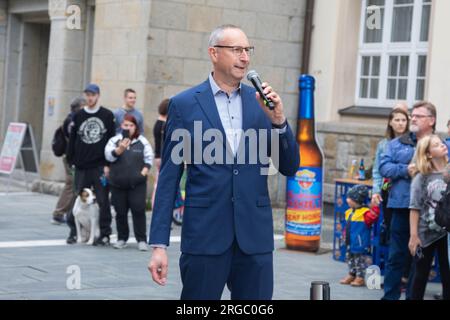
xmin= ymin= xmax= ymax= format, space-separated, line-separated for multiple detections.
xmin=233 ymin=169 xmax=239 ymax=175
xmin=231 ymin=197 xmax=235 ymax=202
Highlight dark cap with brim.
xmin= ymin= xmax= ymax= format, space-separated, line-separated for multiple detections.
xmin=83 ymin=84 xmax=100 ymax=95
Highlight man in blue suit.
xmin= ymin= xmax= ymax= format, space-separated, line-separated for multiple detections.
xmin=147 ymin=25 xmax=299 ymax=300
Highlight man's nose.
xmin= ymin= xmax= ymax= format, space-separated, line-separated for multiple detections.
xmin=240 ymin=51 xmax=250 ymax=62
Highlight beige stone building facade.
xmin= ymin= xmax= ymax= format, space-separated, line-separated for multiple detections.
xmin=0 ymin=0 xmax=306 ymax=206
xmin=1 ymin=0 xmax=449 ymax=205
xmin=311 ymin=0 xmax=450 ymax=202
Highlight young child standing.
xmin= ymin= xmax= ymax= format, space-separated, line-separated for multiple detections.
xmin=340 ymin=185 xmax=380 ymax=287
xmin=409 ymin=134 xmax=450 ymax=300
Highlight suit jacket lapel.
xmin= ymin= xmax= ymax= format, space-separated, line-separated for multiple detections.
xmin=194 ymin=80 xmax=233 ymax=158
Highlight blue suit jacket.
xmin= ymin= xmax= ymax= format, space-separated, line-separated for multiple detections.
xmin=446 ymin=138 xmax=450 ymax=158
xmin=149 ymin=79 xmax=299 ymax=255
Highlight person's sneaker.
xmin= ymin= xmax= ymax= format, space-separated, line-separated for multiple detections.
xmin=339 ymin=274 xmax=355 ymax=285
xmin=51 ymin=215 xmax=66 ymax=225
xmin=93 ymin=236 xmax=110 ymax=246
xmin=138 ymin=241 xmax=148 ymax=251
xmin=66 ymin=235 xmax=77 ymax=244
xmin=113 ymin=240 xmax=127 ymax=249
xmin=350 ymin=277 xmax=365 ymax=287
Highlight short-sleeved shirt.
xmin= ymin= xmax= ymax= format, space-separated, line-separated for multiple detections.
xmin=409 ymin=172 xmax=448 ymax=248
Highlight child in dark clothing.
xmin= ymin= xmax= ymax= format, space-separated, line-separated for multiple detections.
xmin=340 ymin=185 xmax=380 ymax=287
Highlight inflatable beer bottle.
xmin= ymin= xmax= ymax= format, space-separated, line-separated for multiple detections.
xmin=285 ymin=75 xmax=323 ymax=252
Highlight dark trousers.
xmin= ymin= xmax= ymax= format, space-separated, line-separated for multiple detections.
xmin=382 ymin=209 xmax=414 ymax=300
xmin=379 ymin=188 xmax=392 ymax=245
xmin=179 ymin=240 xmax=273 ymax=300
xmin=411 ymin=235 xmax=450 ymax=300
xmin=111 ymin=183 xmax=147 ymax=242
xmin=67 ymin=167 xmax=112 ymax=238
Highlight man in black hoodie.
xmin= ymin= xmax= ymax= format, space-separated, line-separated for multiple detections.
xmin=66 ymin=84 xmax=115 ymax=245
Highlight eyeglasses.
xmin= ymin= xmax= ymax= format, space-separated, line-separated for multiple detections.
xmin=410 ymin=114 xmax=433 ymax=120
xmin=214 ymin=45 xmax=255 ymax=57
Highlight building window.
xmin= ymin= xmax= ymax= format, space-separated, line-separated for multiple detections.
xmin=359 ymin=56 xmax=381 ymax=99
xmin=356 ymin=0 xmax=431 ymax=107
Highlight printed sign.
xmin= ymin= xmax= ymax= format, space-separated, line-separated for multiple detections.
xmin=286 ymin=166 xmax=323 ymax=239
xmin=0 ymin=123 xmax=28 ymax=174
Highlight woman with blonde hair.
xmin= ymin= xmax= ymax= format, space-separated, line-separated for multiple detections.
xmin=408 ymin=134 xmax=450 ymax=299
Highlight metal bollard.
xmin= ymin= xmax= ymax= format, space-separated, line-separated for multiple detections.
xmin=310 ymin=281 xmax=330 ymax=300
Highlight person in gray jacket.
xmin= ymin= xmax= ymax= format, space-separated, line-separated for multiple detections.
xmin=105 ymin=114 xmax=154 ymax=251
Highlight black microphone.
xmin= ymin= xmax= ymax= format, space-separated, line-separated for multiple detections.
xmin=246 ymin=70 xmax=275 ymax=110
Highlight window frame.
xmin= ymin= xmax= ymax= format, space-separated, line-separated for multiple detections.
xmin=355 ymin=0 xmax=431 ymax=108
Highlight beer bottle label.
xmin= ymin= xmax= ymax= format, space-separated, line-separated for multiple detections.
xmin=286 ymin=166 xmax=322 ymax=238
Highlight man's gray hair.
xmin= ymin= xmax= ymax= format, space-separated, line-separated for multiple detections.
xmin=208 ymin=24 xmax=241 ymax=47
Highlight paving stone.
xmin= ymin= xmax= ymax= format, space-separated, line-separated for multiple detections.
xmin=0 ymin=193 xmax=442 ymax=300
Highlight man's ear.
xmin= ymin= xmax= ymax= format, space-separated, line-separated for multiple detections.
xmin=430 ymin=117 xmax=436 ymax=129
xmin=208 ymin=47 xmax=218 ymax=62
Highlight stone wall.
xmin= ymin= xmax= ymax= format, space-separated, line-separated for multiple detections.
xmin=145 ymin=0 xmax=307 ymax=206
xmin=91 ymin=0 xmax=152 ymax=128
xmin=39 ymin=0 xmax=91 ymax=181
xmin=316 ymin=121 xmax=385 ymax=203
xmin=2 ymin=0 xmax=308 ymax=207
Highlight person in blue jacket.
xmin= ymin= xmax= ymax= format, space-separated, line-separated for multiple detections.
xmin=340 ymin=185 xmax=379 ymax=287
xmin=371 ymin=107 xmax=409 ymax=245
xmin=379 ymin=102 xmax=437 ymax=300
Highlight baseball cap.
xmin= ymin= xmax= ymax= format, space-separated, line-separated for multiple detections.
xmin=83 ymin=84 xmax=100 ymax=95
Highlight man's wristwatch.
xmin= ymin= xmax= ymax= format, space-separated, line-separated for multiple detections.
xmin=272 ymin=119 xmax=288 ymax=129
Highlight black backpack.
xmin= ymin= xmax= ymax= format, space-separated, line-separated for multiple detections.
xmin=52 ymin=126 xmax=67 ymax=157
xmin=435 ymin=182 xmax=450 ymax=231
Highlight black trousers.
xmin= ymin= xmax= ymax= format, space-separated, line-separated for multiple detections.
xmin=111 ymin=183 xmax=147 ymax=242
xmin=67 ymin=167 xmax=112 ymax=238
xmin=411 ymin=234 xmax=450 ymax=300
xmin=380 ymin=188 xmax=392 ymax=245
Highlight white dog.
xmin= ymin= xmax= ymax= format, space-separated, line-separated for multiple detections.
xmin=73 ymin=188 xmax=100 ymax=245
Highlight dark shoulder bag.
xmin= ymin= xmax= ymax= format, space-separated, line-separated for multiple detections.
xmin=435 ymin=182 xmax=450 ymax=231
xmin=51 ymin=126 xmax=67 ymax=157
